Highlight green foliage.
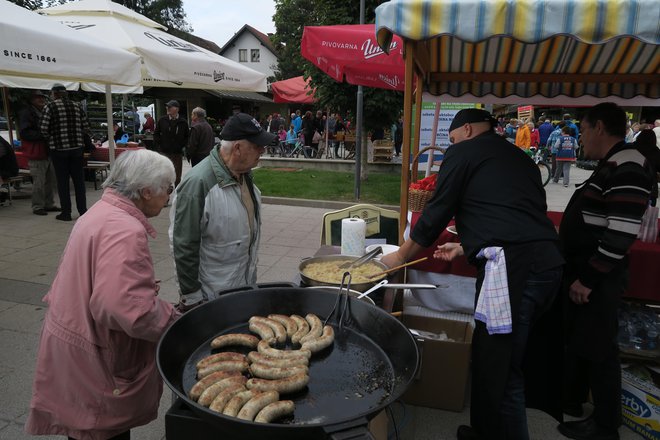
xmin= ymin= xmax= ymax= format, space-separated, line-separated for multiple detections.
xmin=252 ymin=168 xmax=401 ymax=205
xmin=272 ymin=0 xmax=403 ymax=132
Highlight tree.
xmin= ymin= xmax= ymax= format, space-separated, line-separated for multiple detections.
xmin=272 ymin=0 xmax=402 ymax=133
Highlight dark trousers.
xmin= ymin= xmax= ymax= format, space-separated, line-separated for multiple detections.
xmin=69 ymin=431 xmax=129 ymax=440
xmin=162 ymin=152 xmax=183 ymax=186
xmin=51 ymin=148 xmax=87 ymax=216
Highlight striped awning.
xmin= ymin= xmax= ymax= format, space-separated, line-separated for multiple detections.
xmin=375 ymin=0 xmax=660 ymax=103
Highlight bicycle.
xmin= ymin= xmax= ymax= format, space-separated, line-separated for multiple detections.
xmin=530 ymin=147 xmax=552 ymax=187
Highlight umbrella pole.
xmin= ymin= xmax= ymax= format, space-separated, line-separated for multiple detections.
xmin=354 ymin=0 xmax=366 ymax=201
xmin=399 ymin=42 xmax=415 ymax=243
xmin=105 ymin=84 xmax=116 ymax=166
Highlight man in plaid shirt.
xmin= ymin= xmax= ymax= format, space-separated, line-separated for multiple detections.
xmin=40 ymin=84 xmax=91 ymax=221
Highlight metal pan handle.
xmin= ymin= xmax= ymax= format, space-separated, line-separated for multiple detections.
xmin=323 ymin=417 xmax=375 ymax=440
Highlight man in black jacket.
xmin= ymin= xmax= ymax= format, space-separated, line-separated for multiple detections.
xmin=187 ymin=107 xmax=214 ymax=167
xmin=382 ymin=109 xmax=564 ymax=440
xmin=154 ymin=100 xmax=189 ymax=186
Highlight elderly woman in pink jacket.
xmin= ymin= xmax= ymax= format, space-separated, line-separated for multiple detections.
xmin=25 ymin=149 xmax=180 ymax=440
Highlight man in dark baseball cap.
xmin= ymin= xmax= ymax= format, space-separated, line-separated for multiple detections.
xmin=169 ymin=112 xmax=276 ymax=312
xmin=221 ymin=112 xmax=277 ymax=147
xmin=165 ymin=100 xmax=180 ymax=108
xmin=448 ymin=108 xmax=497 ymax=134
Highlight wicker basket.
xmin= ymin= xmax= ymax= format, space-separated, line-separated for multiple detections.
xmin=408 ymin=146 xmax=446 ymax=212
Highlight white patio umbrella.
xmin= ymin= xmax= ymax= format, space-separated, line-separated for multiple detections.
xmin=40 ymin=0 xmax=268 ymax=92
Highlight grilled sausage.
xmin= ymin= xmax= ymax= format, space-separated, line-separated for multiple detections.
xmin=290 ymin=315 xmax=310 ymax=344
xmin=249 ymin=362 xmax=308 ymax=380
xmin=301 ymin=325 xmax=335 ymax=354
xmin=249 ymin=320 xmax=276 ymax=343
xmin=198 ymin=376 xmax=247 ymax=407
xmin=255 ymin=400 xmax=295 ymax=423
xmin=237 ymin=390 xmax=280 ymax=421
xmin=257 ymin=340 xmax=311 ymax=360
xmin=197 ymin=359 xmax=249 ymax=379
xmin=189 ymin=370 xmax=242 ymax=401
xmin=196 ymin=352 xmax=246 ymax=370
xmin=210 ymin=333 xmax=260 ymax=350
xmin=247 ymin=351 xmax=309 ymax=368
xmin=299 ymin=314 xmax=323 ymax=344
xmin=246 ymin=372 xmax=310 ymax=395
xmin=267 ymin=314 xmax=298 ymax=338
xmin=222 ymin=390 xmax=257 ymax=417
xmin=209 ymin=383 xmax=246 ymax=413
xmin=250 ymin=316 xmax=287 ymax=344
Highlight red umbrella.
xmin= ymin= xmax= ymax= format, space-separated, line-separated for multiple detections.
xmin=270 ymin=76 xmax=316 ymax=104
xmin=301 ymin=24 xmax=404 ymax=91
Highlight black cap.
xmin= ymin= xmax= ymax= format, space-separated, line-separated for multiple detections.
xmin=165 ymin=100 xmax=180 ymax=108
xmin=221 ymin=113 xmax=277 ymax=146
xmin=51 ymin=83 xmax=66 ymax=92
xmin=448 ymin=108 xmax=496 ymax=133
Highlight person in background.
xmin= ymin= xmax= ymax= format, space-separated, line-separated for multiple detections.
xmin=333 ymin=115 xmax=346 ymax=158
xmin=538 ymin=118 xmax=554 ymax=148
xmin=25 ymin=149 xmax=180 ymax=440
xmin=547 ymin=121 xmax=565 ymax=178
xmin=187 ymin=107 xmax=215 ymax=167
xmin=302 ymin=110 xmax=315 ymax=158
xmin=557 ymin=103 xmax=653 ymax=440
xmin=505 ymin=118 xmax=518 ymax=143
xmin=653 ymin=119 xmax=660 ymax=148
xmin=102 ymin=122 xmax=125 ymax=144
xmin=18 ymin=90 xmax=60 ymax=216
xmin=515 ymin=118 xmax=531 ymax=149
xmin=141 ymin=112 xmax=155 ymax=134
xmin=394 ymin=116 xmax=404 ymax=157
xmin=169 ymin=113 xmax=277 ymax=311
xmin=633 ymin=129 xmax=660 ymax=206
xmin=529 ymin=121 xmax=540 ymax=149
xmin=563 ymin=113 xmax=580 ymax=140
xmin=292 ymin=110 xmax=302 ymax=135
xmin=40 ymin=83 xmax=91 ymax=221
xmin=382 ymin=108 xmax=563 ymax=440
xmin=154 ymin=100 xmax=189 ymax=186
xmin=552 ymin=126 xmax=578 ymax=187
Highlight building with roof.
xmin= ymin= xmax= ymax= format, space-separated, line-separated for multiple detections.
xmin=220 ymin=24 xmax=280 ymax=80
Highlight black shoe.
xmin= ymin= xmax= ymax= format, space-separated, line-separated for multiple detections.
xmin=33 ymin=209 xmax=48 ymax=216
xmin=557 ymin=417 xmax=619 ymax=440
xmin=45 ymin=206 xmax=61 ymax=212
xmin=563 ymin=403 xmax=585 ymax=418
xmin=457 ymin=425 xmax=480 ymax=440
xmin=55 ymin=213 xmax=72 ymax=221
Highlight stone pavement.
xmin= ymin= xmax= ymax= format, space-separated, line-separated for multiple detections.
xmin=0 ymin=164 xmax=638 ymax=439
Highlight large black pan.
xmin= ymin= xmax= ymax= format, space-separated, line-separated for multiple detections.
xmin=157 ymin=286 xmax=419 ymax=440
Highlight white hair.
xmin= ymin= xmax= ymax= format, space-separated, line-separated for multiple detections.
xmin=220 ymin=139 xmax=237 ymax=153
xmin=192 ymin=107 xmax=206 ymax=118
xmin=102 ymin=149 xmax=175 ymax=200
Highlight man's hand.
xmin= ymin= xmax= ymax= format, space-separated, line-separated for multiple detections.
xmin=433 ymin=243 xmax=464 ymax=261
xmin=569 ymin=279 xmax=592 ymax=305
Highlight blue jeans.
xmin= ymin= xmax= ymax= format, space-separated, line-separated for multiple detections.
xmin=499 ymin=267 xmax=562 ymax=440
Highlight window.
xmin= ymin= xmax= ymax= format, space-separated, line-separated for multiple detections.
xmin=239 ymin=49 xmax=247 ymax=63
xmin=251 ymin=49 xmax=260 ymax=63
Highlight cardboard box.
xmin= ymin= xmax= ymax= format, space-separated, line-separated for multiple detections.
xmin=401 ymin=315 xmax=473 ymax=411
xmin=622 ymin=369 xmax=660 ymax=440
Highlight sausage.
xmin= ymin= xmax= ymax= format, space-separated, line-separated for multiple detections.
xmin=249 ymin=320 xmax=276 ymax=343
xmin=267 ymin=314 xmax=298 ymax=338
xmin=249 ymin=362 xmax=308 ymax=380
xmin=247 ymin=351 xmax=309 ymax=368
xmin=237 ymin=390 xmax=280 ymax=421
xmin=301 ymin=325 xmax=335 ymax=354
xmin=246 ymin=372 xmax=310 ymax=395
xmin=197 ymin=359 xmax=249 ymax=379
xmin=209 ymin=383 xmax=246 ymax=413
xmin=189 ymin=370 xmax=242 ymax=401
xmin=196 ymin=352 xmax=246 ymax=370
xmin=210 ymin=333 xmax=260 ymax=350
xmin=222 ymin=389 xmax=257 ymax=417
xmin=198 ymin=376 xmax=247 ymax=407
xmin=290 ymin=315 xmax=310 ymax=344
xmin=255 ymin=400 xmax=296 ymax=423
xmin=257 ymin=340 xmax=311 ymax=360
xmin=250 ymin=316 xmax=287 ymax=344
xmin=299 ymin=314 xmax=323 ymax=344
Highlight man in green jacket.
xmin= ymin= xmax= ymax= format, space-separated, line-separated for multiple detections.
xmin=169 ymin=113 xmax=276 ymax=311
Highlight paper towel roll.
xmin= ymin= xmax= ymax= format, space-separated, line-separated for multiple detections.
xmin=341 ymin=218 xmax=366 ymax=256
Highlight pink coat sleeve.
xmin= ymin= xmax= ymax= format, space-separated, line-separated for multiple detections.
xmin=89 ymin=225 xmax=178 ymax=342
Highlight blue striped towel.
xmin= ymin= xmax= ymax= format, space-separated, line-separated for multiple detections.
xmin=475 ymin=247 xmax=512 ymax=335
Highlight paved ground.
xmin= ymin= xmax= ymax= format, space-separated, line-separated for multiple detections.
xmin=0 ymin=163 xmax=638 ymax=439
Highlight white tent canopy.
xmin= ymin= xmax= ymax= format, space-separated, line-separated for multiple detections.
xmin=40 ymin=0 xmax=268 ymax=93
xmin=0 ymin=0 xmax=141 ymax=87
